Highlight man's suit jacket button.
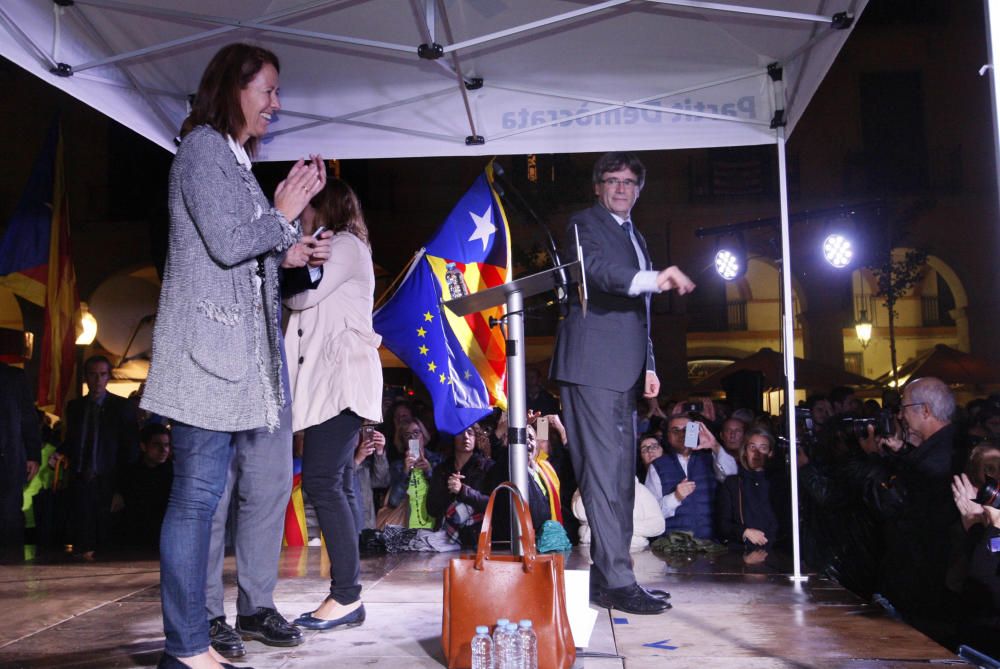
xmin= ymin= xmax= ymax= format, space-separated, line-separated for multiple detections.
xmin=298 ymin=356 xmax=305 ymax=364
xmin=297 ymin=329 xmax=303 ymax=337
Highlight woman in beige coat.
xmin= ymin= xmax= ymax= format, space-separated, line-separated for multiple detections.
xmin=283 ymin=179 xmax=382 ymax=631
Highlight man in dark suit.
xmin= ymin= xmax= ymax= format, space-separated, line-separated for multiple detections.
xmin=58 ymin=355 xmax=138 ymax=560
xmin=0 ymin=362 xmax=41 ymax=559
xmin=551 ymin=152 xmax=694 ymax=615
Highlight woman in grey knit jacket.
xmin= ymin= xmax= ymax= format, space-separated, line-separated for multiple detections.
xmin=141 ymin=44 xmax=326 ymax=669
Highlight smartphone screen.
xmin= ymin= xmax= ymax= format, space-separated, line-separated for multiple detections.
xmin=408 ymin=438 xmax=421 ymax=459
xmin=684 ymin=421 xmax=700 ymax=449
xmin=362 ymin=425 xmax=374 ymax=442
xmin=536 ymin=416 xmax=549 ymax=442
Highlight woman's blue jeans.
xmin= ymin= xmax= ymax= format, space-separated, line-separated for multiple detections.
xmin=159 ymin=424 xmax=235 ymax=657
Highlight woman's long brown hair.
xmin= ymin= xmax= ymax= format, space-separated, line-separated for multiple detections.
xmin=179 ymin=43 xmax=279 ymax=157
xmin=309 ymin=178 xmax=370 ymax=248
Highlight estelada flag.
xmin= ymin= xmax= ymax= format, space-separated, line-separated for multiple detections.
xmin=0 ymin=121 xmax=79 ymax=410
xmin=374 ymin=163 xmax=510 ymax=434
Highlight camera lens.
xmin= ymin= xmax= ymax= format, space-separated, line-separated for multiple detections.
xmin=975 ymin=476 xmax=1000 ymax=509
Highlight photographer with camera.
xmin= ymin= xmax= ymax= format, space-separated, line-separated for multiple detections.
xmin=862 ymin=377 xmax=960 ymax=646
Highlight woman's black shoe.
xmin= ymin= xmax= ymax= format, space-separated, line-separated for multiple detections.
xmin=157 ymin=652 xmax=248 ymax=668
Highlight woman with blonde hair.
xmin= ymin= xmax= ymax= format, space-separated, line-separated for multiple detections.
xmin=283 ymin=179 xmax=383 ymax=631
xmin=715 ymin=428 xmax=783 ymax=549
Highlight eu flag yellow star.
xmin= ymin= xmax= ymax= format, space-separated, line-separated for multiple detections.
xmin=439 ymin=372 xmax=447 ymax=384
xmin=428 ymin=361 xmax=437 ymax=372
xmin=416 ymin=326 xmax=426 ymax=338
xmin=463 ymin=370 xmax=471 ymax=380
xmin=423 ymin=311 xmax=434 ymax=322
xmin=418 ymin=345 xmax=429 ymax=356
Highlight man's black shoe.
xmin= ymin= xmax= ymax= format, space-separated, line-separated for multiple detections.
xmin=209 ymin=617 xmax=246 ymax=659
xmin=590 ymin=583 xmax=671 ymax=605
xmin=602 ymin=583 xmax=672 ymax=615
xmin=641 ymin=586 xmax=671 ymax=600
xmin=237 ymin=607 xmax=304 ymax=647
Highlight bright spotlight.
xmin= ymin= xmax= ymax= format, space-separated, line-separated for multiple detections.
xmin=822 ymin=233 xmax=853 ymax=268
xmin=715 ymin=249 xmax=742 ymax=281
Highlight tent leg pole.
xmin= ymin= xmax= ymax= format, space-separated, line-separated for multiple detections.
xmin=777 ymin=129 xmax=807 ymax=583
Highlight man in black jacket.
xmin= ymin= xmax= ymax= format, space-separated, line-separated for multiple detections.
xmin=58 ymin=355 xmax=138 ymax=560
xmin=550 ymin=152 xmax=694 ymax=615
xmin=0 ymin=363 xmax=41 ymax=558
xmin=865 ymin=376 xmax=960 ymax=645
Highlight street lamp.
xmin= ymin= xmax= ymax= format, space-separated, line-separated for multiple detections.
xmin=855 ymin=312 xmax=872 ymax=349
xmin=75 ymin=304 xmax=98 ymax=396
xmin=854 ymin=278 xmax=872 ymax=349
xmin=76 ymin=304 xmax=97 ymax=346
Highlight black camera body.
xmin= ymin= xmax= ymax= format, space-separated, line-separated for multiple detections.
xmin=842 ymin=408 xmax=895 ymax=439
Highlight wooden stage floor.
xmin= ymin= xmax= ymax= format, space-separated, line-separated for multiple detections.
xmin=0 ymin=545 xmax=971 ymax=669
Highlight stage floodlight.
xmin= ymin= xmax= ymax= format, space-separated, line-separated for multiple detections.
xmin=713 ymin=233 xmax=747 ymax=281
xmin=714 ymin=249 xmax=742 ymax=281
xmin=822 ymin=233 xmax=853 ymax=268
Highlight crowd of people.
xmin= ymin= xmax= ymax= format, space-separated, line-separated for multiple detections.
xmin=1 ymin=40 xmax=999 ymax=669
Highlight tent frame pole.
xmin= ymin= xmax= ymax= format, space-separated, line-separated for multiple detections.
xmin=776 ymin=126 xmax=807 ymax=583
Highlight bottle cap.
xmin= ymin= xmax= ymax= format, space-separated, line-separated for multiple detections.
xmin=519 ymin=619 xmax=532 ymax=628
xmin=496 ymin=618 xmax=509 ymax=626
xmin=506 ymin=623 xmax=518 ymax=632
xmin=476 ymin=625 xmax=489 ymax=634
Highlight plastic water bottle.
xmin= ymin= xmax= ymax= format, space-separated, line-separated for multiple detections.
xmin=471 ymin=625 xmax=493 ymax=669
xmin=493 ymin=619 xmax=510 ymax=669
xmin=517 ymin=620 xmax=537 ymax=669
xmin=504 ymin=622 xmax=522 ymax=669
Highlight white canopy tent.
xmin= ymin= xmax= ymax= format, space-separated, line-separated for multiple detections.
xmin=1 ymin=0 xmax=867 ymax=578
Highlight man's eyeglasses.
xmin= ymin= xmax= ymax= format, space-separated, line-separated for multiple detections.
xmin=899 ymin=402 xmax=925 ymax=411
xmin=640 ymin=444 xmax=662 ymax=453
xmin=600 ymin=177 xmax=638 ymax=188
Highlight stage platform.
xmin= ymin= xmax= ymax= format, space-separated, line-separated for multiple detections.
xmin=0 ymin=545 xmax=971 ymax=669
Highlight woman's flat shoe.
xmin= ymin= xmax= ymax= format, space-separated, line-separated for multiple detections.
xmin=157 ymin=652 xmax=249 ymax=669
xmin=293 ymin=603 xmax=365 ymax=630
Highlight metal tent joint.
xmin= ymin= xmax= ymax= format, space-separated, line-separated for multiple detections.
xmin=464 ymin=77 xmax=483 ymax=90
xmin=767 ymin=62 xmax=783 ymax=82
xmin=831 ymin=12 xmax=854 ymax=30
xmin=465 ymin=134 xmax=485 ymax=145
xmin=53 ymin=0 xmax=75 ymax=6
xmin=50 ymin=62 xmax=73 ymax=77
xmin=417 ymin=42 xmax=444 ymax=59
xmin=770 ymin=110 xmax=786 ymax=129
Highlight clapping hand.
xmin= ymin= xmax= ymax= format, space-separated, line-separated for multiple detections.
xmin=275 ymin=154 xmax=326 ymax=222
xmin=952 ymin=473 xmax=984 ymax=531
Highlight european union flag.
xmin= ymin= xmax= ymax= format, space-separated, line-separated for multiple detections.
xmin=374 ymin=164 xmax=512 ymax=434
xmin=373 ymin=253 xmax=492 ymax=434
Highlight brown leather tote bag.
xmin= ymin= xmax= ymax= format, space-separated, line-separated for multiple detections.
xmin=441 ymin=482 xmax=576 ymax=669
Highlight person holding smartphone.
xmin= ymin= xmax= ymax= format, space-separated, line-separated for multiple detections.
xmin=140 ymin=43 xmax=330 ymax=669
xmin=643 ymin=414 xmax=733 ymax=540
xmin=283 ymin=179 xmax=383 ymax=632
xmin=351 ymin=424 xmax=390 ymax=532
